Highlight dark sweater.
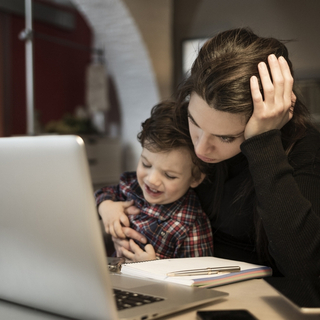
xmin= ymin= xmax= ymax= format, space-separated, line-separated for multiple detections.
xmin=195 ymin=128 xmax=320 ymax=277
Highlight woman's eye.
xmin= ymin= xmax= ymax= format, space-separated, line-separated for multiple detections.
xmin=219 ymin=136 xmax=235 ymax=143
xmin=187 ymin=114 xmax=197 ymax=126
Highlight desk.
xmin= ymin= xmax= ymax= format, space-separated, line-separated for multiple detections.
xmin=0 ymin=279 xmax=318 ymax=320
xmin=161 ymin=279 xmax=319 ymax=320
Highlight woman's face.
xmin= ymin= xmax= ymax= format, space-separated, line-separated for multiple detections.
xmin=188 ymin=92 xmax=247 ymax=163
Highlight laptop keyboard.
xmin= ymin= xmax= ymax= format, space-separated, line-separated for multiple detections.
xmin=113 ymin=288 xmax=164 ymax=310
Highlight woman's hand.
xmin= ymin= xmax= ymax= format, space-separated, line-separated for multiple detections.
xmin=121 ymin=239 xmax=156 ymax=262
xmin=98 ymin=199 xmax=140 ymax=238
xmin=112 ymin=227 xmax=147 ymax=257
xmin=245 ymin=54 xmax=296 ymax=139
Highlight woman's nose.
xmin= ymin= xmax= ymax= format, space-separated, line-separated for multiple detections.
xmin=195 ymin=132 xmax=213 ymax=155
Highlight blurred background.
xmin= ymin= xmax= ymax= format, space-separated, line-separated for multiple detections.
xmin=1 ymin=0 xmax=319 ymax=187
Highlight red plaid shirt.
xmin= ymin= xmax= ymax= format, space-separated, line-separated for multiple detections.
xmin=95 ymin=172 xmax=213 ymax=259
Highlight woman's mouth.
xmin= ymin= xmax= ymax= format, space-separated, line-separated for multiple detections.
xmin=196 ymin=153 xmax=216 ymax=163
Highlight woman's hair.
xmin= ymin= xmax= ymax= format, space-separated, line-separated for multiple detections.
xmin=175 ymin=27 xmax=315 ymax=263
xmin=177 ymin=28 xmax=312 ymax=138
xmin=137 ymin=100 xmax=207 ymax=182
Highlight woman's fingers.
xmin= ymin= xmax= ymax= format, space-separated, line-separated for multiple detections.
xmin=129 ymin=239 xmax=143 ymax=253
xmin=111 ymin=221 xmax=127 ymax=239
xmin=112 ymin=236 xmax=131 ymax=250
xmin=120 ymin=247 xmax=134 ymax=260
xmin=265 ymin=55 xmax=294 ymax=112
xmin=267 ymin=54 xmax=285 ymax=105
xmin=258 ymin=60 xmax=275 ymax=106
xmin=122 ymin=227 xmax=147 ymax=244
xmin=110 ymin=225 xmax=147 ymax=249
xmin=278 ymin=56 xmax=294 ymax=113
xmin=121 ymin=240 xmax=143 ymax=261
xmin=112 ymin=236 xmax=130 ymax=257
xmin=250 ymin=75 xmax=263 ymax=106
xmin=246 ymin=54 xmax=295 ymax=139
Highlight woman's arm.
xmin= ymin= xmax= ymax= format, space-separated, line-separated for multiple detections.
xmin=241 ymin=129 xmax=320 ymax=277
xmin=242 ymin=54 xmax=320 ymax=277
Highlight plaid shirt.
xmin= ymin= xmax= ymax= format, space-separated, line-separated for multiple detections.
xmin=95 ymin=172 xmax=213 ymax=259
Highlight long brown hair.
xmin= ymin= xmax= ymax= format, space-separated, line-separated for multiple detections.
xmin=175 ymin=27 xmax=314 ymax=262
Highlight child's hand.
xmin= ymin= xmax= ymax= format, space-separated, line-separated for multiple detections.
xmin=121 ymin=239 xmax=156 ymax=262
xmin=98 ymin=200 xmax=139 ymax=239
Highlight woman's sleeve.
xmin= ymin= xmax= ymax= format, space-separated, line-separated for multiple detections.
xmin=241 ymin=129 xmax=320 ymax=277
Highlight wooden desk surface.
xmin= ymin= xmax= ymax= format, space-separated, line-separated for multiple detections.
xmin=159 ymin=279 xmax=319 ymax=320
xmin=0 ymin=279 xmax=318 ymax=320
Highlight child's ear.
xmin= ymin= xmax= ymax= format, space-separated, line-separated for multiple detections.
xmin=190 ymin=172 xmax=206 ymax=188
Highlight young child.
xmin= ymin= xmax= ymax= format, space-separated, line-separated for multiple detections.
xmin=95 ymin=100 xmax=213 ymax=261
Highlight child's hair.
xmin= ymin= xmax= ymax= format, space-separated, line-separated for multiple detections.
xmin=137 ymin=100 xmax=206 ymax=182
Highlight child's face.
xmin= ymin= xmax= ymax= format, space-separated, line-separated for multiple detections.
xmin=136 ymin=147 xmax=200 ymax=205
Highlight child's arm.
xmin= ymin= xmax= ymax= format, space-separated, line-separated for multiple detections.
xmin=121 ymin=239 xmax=157 ymax=262
xmin=95 ymin=172 xmax=141 ymax=239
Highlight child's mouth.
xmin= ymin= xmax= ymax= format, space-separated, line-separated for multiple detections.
xmin=145 ymin=184 xmax=162 ymax=197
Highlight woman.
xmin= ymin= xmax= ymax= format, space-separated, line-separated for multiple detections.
xmin=103 ymin=28 xmax=320 ymax=278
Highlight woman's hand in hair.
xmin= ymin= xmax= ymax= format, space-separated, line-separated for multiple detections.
xmin=245 ymin=54 xmax=296 ymax=139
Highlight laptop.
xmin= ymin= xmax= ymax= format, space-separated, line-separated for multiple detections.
xmin=0 ymin=135 xmax=227 ymax=320
xmin=265 ymin=278 xmax=320 ymax=315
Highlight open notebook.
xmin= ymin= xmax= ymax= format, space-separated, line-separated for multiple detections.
xmin=0 ymin=135 xmax=228 ymax=320
xmin=121 ymin=256 xmax=272 ymax=288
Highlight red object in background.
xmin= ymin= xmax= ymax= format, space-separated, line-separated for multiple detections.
xmin=4 ymin=1 xmax=92 ymax=136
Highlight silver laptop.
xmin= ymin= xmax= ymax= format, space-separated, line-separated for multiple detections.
xmin=0 ymin=135 xmax=227 ymax=320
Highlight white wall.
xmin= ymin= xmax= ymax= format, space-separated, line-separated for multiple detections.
xmin=184 ymin=0 xmax=320 ymax=79
xmin=72 ymin=0 xmax=160 ymax=171
xmin=72 ymin=0 xmax=320 ymax=170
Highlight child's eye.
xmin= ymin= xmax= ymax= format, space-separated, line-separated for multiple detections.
xmin=142 ymin=162 xmax=151 ymax=168
xmin=165 ymin=173 xmax=176 ymax=179
xmin=219 ymin=136 xmax=235 ymax=143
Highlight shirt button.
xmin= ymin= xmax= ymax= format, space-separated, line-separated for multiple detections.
xmin=161 ymin=231 xmax=166 ymax=236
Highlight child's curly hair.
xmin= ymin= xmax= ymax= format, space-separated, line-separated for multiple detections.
xmin=137 ymin=100 xmax=208 ymax=182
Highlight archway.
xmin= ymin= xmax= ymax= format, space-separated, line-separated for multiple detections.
xmin=73 ymin=0 xmax=159 ymax=170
